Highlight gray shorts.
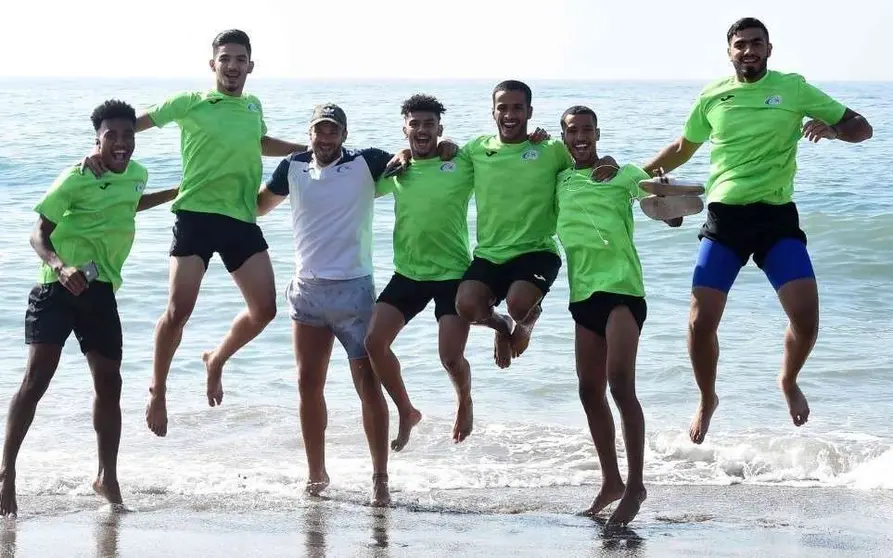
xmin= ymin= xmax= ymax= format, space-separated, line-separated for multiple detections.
xmin=285 ymin=275 xmax=375 ymax=359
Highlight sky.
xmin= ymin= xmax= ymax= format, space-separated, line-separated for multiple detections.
xmin=2 ymin=0 xmax=889 ymax=81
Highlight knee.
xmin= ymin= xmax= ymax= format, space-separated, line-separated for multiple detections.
xmin=608 ymin=379 xmax=637 ymax=407
xmin=455 ymin=292 xmax=485 ymax=323
xmin=578 ymin=381 xmax=606 ymax=408
xmin=162 ymin=301 xmax=195 ymax=330
xmin=252 ymin=300 xmax=277 ymax=325
xmin=96 ymin=374 xmax=123 ymax=406
xmin=505 ymin=293 xmax=535 ymax=323
xmin=790 ymin=312 xmax=819 ymax=343
xmin=440 ymin=354 xmax=463 ymax=373
xmin=17 ymin=372 xmax=51 ymax=404
xmin=297 ymin=370 xmax=325 ymax=399
xmin=363 ymin=331 xmax=390 ymax=360
xmin=688 ymin=306 xmax=720 ymax=338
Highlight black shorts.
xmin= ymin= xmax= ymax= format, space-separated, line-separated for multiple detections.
xmin=461 ymin=251 xmax=561 ymax=304
xmin=24 ymin=281 xmax=123 ymax=361
xmin=376 ymin=273 xmax=460 ymax=323
xmin=569 ymin=291 xmax=647 ymax=337
xmin=170 ymin=210 xmax=268 ymax=273
xmin=699 ymin=202 xmax=807 ymax=267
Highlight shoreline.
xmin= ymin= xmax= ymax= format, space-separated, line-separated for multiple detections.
xmin=2 ymin=484 xmax=891 ymax=557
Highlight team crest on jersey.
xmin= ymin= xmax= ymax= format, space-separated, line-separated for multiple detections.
xmin=521 ymin=149 xmax=539 ymax=160
xmin=134 ymin=182 xmax=146 ymax=193
xmin=439 ymin=162 xmax=456 ymax=172
xmin=247 ymin=103 xmax=260 ymax=113
xmin=765 ymin=95 xmax=782 ymax=106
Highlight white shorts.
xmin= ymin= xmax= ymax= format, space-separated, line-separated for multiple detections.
xmin=285 ymin=275 xmax=375 ymax=359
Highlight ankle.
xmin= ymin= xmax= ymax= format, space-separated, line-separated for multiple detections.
xmin=372 ymin=472 xmax=388 ymax=483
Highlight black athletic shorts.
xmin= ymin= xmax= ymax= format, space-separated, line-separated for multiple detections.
xmin=24 ymin=281 xmax=123 ymax=361
xmin=569 ymin=291 xmax=647 ymax=337
xmin=377 ymin=273 xmax=460 ymax=323
xmin=461 ymin=251 xmax=562 ymax=304
xmin=699 ymin=202 xmax=807 ymax=267
xmin=170 ymin=210 xmax=268 ymax=273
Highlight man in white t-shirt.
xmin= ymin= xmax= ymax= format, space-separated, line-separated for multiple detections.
xmin=259 ymin=103 xmax=398 ymax=506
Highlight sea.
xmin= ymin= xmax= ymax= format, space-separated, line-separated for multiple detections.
xmin=0 ymin=77 xmax=891 ymax=520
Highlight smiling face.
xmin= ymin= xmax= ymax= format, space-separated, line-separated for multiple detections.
xmin=210 ymin=43 xmax=254 ymax=95
xmin=728 ymin=27 xmax=772 ymax=82
xmin=403 ymin=110 xmax=443 ymax=159
xmin=561 ymin=113 xmax=599 ymax=168
xmin=310 ymin=121 xmax=347 ymax=166
xmin=492 ymin=89 xmax=532 ymax=143
xmin=96 ymin=118 xmax=136 ymax=173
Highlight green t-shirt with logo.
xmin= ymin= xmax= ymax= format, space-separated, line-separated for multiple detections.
xmin=556 ymin=164 xmax=649 ymax=302
xmin=33 ymin=162 xmax=149 ymax=291
xmin=376 ymin=153 xmax=473 ymax=281
xmin=682 ymin=70 xmax=847 ymax=206
xmin=465 ymin=136 xmax=573 ymax=264
xmin=147 ymin=90 xmax=267 ymax=223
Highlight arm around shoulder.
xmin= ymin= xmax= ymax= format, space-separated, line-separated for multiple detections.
xmin=832 ymin=108 xmax=873 ymax=143
xmin=642 ymin=136 xmax=702 ymax=177
xmin=137 ymin=186 xmax=178 ymax=211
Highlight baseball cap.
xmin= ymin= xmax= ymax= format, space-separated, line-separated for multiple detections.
xmin=309 ymin=103 xmax=347 ymax=130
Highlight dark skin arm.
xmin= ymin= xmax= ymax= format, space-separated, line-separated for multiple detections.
xmin=261 ymin=136 xmax=307 ymax=157
xmin=642 ymin=137 xmax=703 ymax=177
xmin=803 ymin=108 xmax=873 ymax=143
xmin=30 ymin=216 xmax=88 ymax=295
xmin=137 ymin=187 xmax=179 ymax=212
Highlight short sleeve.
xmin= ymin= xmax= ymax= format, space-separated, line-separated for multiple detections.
xmin=622 ymin=165 xmax=651 ymax=200
xmin=147 ymin=91 xmax=202 ymax=128
xmin=252 ymin=95 xmax=268 ymax=136
xmin=360 ymin=148 xmax=395 ymax=181
xmin=796 ymin=77 xmax=847 ymax=124
xmin=551 ymin=140 xmax=574 ymax=172
xmin=34 ymin=167 xmax=78 ymax=223
xmin=682 ymin=95 xmax=712 ymax=143
xmin=266 ymin=158 xmax=291 ymax=196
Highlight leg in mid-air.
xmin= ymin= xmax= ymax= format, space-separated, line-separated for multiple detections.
xmin=687 ymin=238 xmax=743 ymax=444
xmin=87 ymin=351 xmax=124 ymax=507
xmin=0 ymin=344 xmax=63 ymax=517
xmin=364 ymin=291 xmax=421 ymax=452
xmin=503 ymin=251 xmax=562 ymax=358
xmin=147 ymin=255 xmax=206 ymax=437
xmin=203 ymin=250 xmax=277 ymax=407
xmin=602 ymin=304 xmax=647 ymax=527
xmin=293 ymin=321 xmax=335 ymax=497
xmin=437 ymin=312 xmax=473 ymax=443
xmin=455 ymin=278 xmax=513 ymax=369
xmin=759 ymin=238 xmax=818 ymax=427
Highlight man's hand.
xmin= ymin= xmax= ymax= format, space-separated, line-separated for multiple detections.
xmin=57 ymin=265 xmax=88 ymax=295
xmin=592 ymin=155 xmax=620 ymax=182
xmin=80 ymin=150 xmax=106 ymax=178
xmin=528 ymin=127 xmax=550 ymax=143
xmin=802 ymin=119 xmax=838 ymax=143
xmin=436 ymin=139 xmax=459 ymax=161
xmin=383 ymin=149 xmax=412 ymax=177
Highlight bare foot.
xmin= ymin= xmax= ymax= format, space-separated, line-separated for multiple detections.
xmin=688 ymin=394 xmax=719 ymax=444
xmin=779 ymin=376 xmax=810 ymax=427
xmin=607 ymin=486 xmax=647 ymax=527
xmin=305 ymin=473 xmax=330 ymax=497
xmin=581 ymin=482 xmax=625 ymax=517
xmin=92 ymin=477 xmax=123 ymax=506
xmin=391 ymin=407 xmax=423 ymax=452
xmin=145 ymin=391 xmax=168 ymax=437
xmin=453 ymin=396 xmax=473 ymax=443
xmin=202 ymin=350 xmax=224 ymax=407
xmin=370 ymin=474 xmax=390 ymax=507
xmin=494 ymin=332 xmax=512 ymax=369
xmin=0 ymin=470 xmax=17 ymax=517
xmin=510 ymin=305 xmax=541 ymax=358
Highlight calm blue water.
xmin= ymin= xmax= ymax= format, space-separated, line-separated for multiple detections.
xmin=0 ymin=78 xmax=891 ymax=513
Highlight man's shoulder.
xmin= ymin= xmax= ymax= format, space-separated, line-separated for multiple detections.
xmin=697 ymin=76 xmax=738 ymax=99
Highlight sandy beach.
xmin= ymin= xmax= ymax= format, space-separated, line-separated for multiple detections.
xmin=1 ymin=484 xmax=891 ymax=557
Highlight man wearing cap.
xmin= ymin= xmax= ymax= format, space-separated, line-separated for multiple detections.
xmin=255 ymin=103 xmax=453 ymax=506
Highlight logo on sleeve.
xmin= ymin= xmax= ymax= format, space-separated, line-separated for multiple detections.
xmin=765 ymin=95 xmax=782 ymax=106
xmin=439 ymin=162 xmax=456 ymax=172
xmin=247 ymin=103 xmax=260 ymax=113
xmin=521 ymin=149 xmax=539 ymax=161
xmin=720 ymin=94 xmax=735 ymax=102
xmin=99 ymin=182 xmax=111 ymax=190
xmin=134 ymin=181 xmax=146 ymax=194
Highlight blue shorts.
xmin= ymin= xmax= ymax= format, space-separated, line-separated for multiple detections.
xmin=692 ymin=202 xmax=815 ymax=293
xmin=286 ymin=275 xmax=375 ymax=359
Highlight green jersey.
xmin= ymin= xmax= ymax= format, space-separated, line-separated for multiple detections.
xmin=147 ymin=90 xmax=267 ymax=223
xmin=34 ymin=162 xmax=149 ymax=291
xmin=556 ymin=164 xmax=649 ymax=302
xmin=683 ymin=70 xmax=846 ymax=205
xmin=465 ymin=136 xmax=573 ymax=264
xmin=376 ymin=153 xmax=473 ymax=281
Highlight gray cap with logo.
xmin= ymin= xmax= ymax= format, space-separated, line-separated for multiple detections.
xmin=309 ymin=103 xmax=347 ymax=130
